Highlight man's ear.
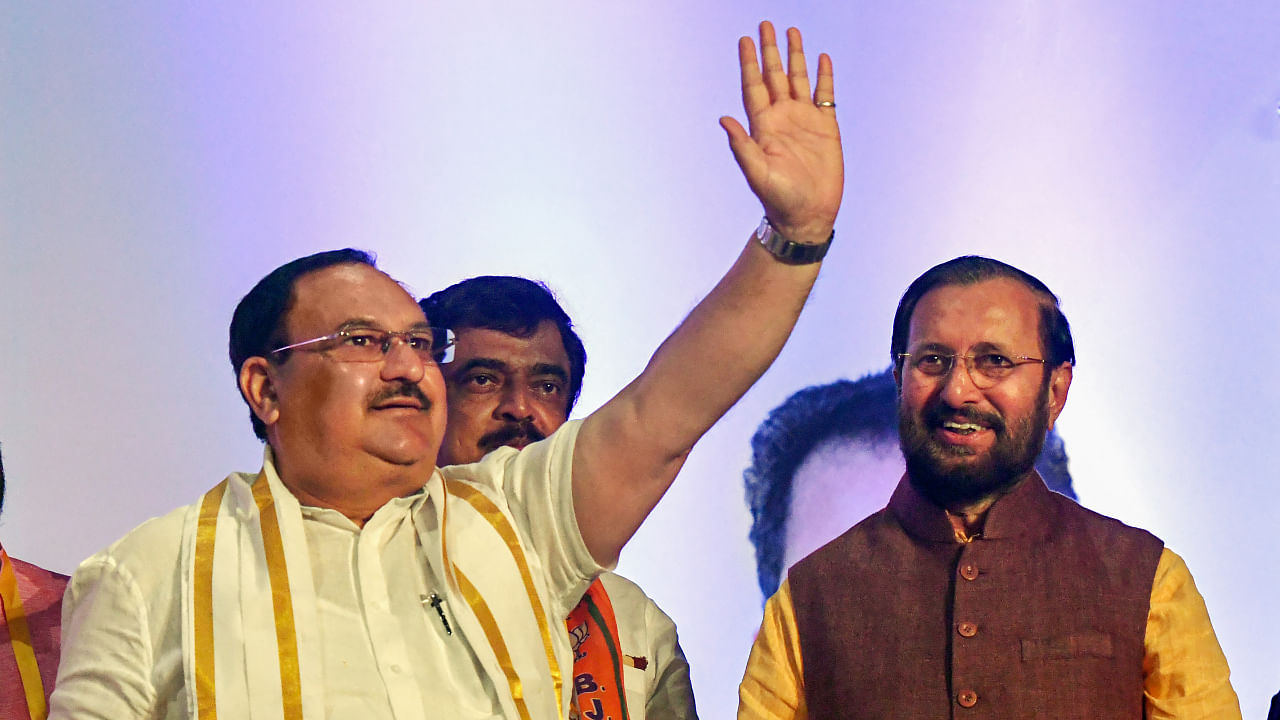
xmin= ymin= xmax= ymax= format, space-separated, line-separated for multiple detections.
xmin=239 ymin=356 xmax=281 ymax=431
xmin=1045 ymin=362 xmax=1072 ymax=429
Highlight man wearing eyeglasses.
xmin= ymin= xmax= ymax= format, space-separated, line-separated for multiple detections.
xmin=51 ymin=21 xmax=841 ymax=720
xmin=420 ymin=275 xmax=697 ymax=720
xmin=739 ymin=256 xmax=1241 ymax=719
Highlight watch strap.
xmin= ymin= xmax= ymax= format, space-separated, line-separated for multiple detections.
xmin=754 ymin=217 xmax=833 ymax=265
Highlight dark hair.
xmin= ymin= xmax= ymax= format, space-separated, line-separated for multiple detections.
xmin=228 ymin=248 xmax=377 ymax=440
xmin=744 ymin=367 xmax=1078 ymax=599
xmin=744 ymin=370 xmax=900 ymax=599
xmin=0 ymin=444 xmax=6 ymax=517
xmin=419 ymin=276 xmax=587 ymax=415
xmin=890 ymin=256 xmax=1075 ymax=373
xmin=1034 ymin=429 xmax=1076 ymax=503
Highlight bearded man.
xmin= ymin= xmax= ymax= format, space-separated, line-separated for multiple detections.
xmin=738 ymin=256 xmax=1241 ymax=720
xmin=742 ymin=368 xmax=1077 ymax=602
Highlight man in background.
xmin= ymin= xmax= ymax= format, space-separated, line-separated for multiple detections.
xmin=743 ymin=368 xmax=1075 ymax=599
xmin=0 ymin=445 xmax=68 ymax=719
xmin=422 ymin=275 xmax=696 ymax=720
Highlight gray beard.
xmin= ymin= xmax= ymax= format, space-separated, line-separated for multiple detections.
xmin=898 ymin=396 xmax=1049 ymax=510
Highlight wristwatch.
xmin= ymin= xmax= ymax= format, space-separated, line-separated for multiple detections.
xmin=755 ymin=216 xmax=834 ymax=265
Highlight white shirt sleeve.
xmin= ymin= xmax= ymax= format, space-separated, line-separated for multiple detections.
xmin=447 ymin=419 xmax=604 ymax=621
xmin=643 ymin=592 xmax=697 ymax=720
xmin=50 ymin=512 xmax=189 ymax=720
xmin=49 ymin=554 xmax=158 ymax=719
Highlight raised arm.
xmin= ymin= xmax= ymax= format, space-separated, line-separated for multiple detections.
xmin=573 ymin=22 xmax=843 ymax=565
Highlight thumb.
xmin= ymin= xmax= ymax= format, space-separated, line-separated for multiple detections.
xmin=719 ymin=116 xmax=768 ymax=191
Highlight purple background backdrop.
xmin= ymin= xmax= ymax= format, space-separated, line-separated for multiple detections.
xmin=3 ymin=3 xmax=1277 ymax=716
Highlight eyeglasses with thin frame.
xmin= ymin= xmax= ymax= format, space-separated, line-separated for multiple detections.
xmin=897 ymin=351 xmax=1044 ymax=389
xmin=272 ymin=327 xmax=456 ymax=364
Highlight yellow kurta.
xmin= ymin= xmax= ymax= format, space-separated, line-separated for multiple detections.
xmin=738 ymin=548 xmax=1241 ymax=720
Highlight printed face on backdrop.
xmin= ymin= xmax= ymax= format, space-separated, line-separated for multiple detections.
xmin=781 ymin=436 xmax=905 ymax=571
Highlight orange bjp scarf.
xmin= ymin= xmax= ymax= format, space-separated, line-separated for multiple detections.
xmin=566 ymin=579 xmax=631 ymax=720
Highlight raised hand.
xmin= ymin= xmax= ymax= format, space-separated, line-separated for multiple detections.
xmin=720 ymin=22 xmax=843 ymax=246
xmin=572 ymin=23 xmax=840 ymax=567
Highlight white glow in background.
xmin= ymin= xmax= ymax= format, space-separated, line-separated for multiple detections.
xmin=2 ymin=3 xmax=1277 ymax=716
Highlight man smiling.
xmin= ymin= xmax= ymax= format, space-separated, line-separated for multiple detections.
xmin=739 ymin=256 xmax=1241 ymax=720
xmin=894 ymin=273 xmax=1068 ymax=520
xmin=741 ymin=369 xmax=1077 ymax=602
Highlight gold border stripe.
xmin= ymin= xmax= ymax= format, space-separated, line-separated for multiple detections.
xmin=193 ymin=480 xmax=227 ymax=720
xmin=445 ymin=481 xmax=563 ymax=713
xmin=1 ymin=546 xmax=47 ymax=720
xmin=252 ymin=476 xmax=304 ymax=720
xmin=455 ymin=569 xmax=532 ymax=720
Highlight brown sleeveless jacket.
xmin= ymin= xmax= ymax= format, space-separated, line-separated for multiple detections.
xmin=789 ymin=474 xmax=1163 ymax=720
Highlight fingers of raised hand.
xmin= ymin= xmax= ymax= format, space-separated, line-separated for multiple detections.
xmin=739 ymin=36 xmax=769 ymax=118
xmin=814 ymin=52 xmax=835 ymax=109
xmin=757 ymin=21 xmax=791 ymax=104
xmin=786 ymin=27 xmax=812 ymax=102
xmin=742 ymin=23 xmax=831 ymax=118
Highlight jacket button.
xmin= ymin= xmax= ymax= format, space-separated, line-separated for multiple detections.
xmin=956 ymin=621 xmax=978 ymax=638
xmin=957 ymin=689 xmax=979 ymax=708
xmin=959 ymin=564 xmax=979 ymax=580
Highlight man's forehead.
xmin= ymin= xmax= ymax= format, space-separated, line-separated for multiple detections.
xmin=908 ymin=277 xmax=1045 ymax=347
xmin=452 ymin=323 xmax=571 ymax=372
xmin=288 ymin=263 xmax=425 ymax=330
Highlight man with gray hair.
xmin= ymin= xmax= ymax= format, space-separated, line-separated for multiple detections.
xmin=739 ymin=256 xmax=1240 ymax=719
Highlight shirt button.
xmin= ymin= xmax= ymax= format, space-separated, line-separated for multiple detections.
xmin=956 ymin=621 xmax=978 ymax=638
xmin=957 ymin=689 xmax=979 ymax=708
xmin=959 ymin=564 xmax=979 ymax=581
xmin=390 ymin=664 xmax=403 ymax=674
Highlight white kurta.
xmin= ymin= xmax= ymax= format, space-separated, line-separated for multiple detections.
xmin=50 ymin=420 xmax=600 ymax=720
xmin=595 ymin=572 xmax=698 ymax=720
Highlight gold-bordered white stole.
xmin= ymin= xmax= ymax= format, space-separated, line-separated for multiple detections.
xmin=180 ymin=468 xmax=324 ymax=720
xmin=426 ymin=473 xmax=569 ymax=720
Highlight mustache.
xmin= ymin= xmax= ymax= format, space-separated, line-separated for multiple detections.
xmin=478 ymin=421 xmax=545 ymax=452
xmin=924 ymin=402 xmax=1005 ymax=434
xmin=369 ymin=381 xmax=431 ymax=410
